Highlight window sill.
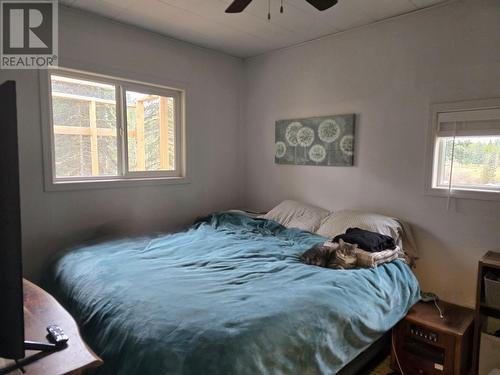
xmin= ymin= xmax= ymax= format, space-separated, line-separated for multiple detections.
xmin=44 ymin=176 xmax=190 ymax=192
xmin=425 ymin=186 xmax=500 ymax=202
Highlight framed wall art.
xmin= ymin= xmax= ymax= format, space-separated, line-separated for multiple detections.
xmin=275 ymin=114 xmax=355 ymax=166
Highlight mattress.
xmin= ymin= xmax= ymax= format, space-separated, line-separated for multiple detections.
xmin=46 ymin=212 xmax=420 ymax=375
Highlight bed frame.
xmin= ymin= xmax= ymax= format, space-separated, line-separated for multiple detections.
xmin=338 ymin=332 xmax=391 ymax=374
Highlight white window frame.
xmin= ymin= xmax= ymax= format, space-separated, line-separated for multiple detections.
xmin=425 ymin=98 xmax=500 ymax=201
xmin=40 ymin=68 xmax=187 ymax=191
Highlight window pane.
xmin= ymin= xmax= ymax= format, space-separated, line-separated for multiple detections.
xmin=437 ymin=136 xmax=500 ymax=191
xmin=52 ymin=97 xmax=89 ymax=128
xmin=97 ymin=136 xmax=118 ymax=176
xmin=51 ymin=75 xmax=118 ymax=178
xmin=54 ymin=134 xmax=91 ymax=177
xmin=96 ymin=103 xmax=116 ymax=129
xmin=126 ymin=91 xmax=175 ymax=172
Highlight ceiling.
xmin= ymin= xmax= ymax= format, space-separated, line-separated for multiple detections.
xmin=60 ymin=0 xmax=450 ymax=58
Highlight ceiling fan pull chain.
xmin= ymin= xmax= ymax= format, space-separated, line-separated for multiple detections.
xmin=280 ymin=0 xmax=284 ymax=13
xmin=268 ymin=0 xmax=271 ymax=20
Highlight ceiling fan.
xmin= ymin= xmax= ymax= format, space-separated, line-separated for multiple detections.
xmin=225 ymin=0 xmax=338 ymax=14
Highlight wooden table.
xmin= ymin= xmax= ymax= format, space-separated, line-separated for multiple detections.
xmin=0 ymin=280 xmax=102 ymax=375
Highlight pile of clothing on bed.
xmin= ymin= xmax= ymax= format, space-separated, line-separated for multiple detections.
xmin=256 ymin=199 xmax=418 ymax=271
xmin=299 ymin=227 xmax=402 ymax=270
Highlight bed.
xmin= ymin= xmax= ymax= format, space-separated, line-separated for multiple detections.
xmin=45 ymin=212 xmax=420 ymax=374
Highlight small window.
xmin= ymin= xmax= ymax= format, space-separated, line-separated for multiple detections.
xmin=434 ymin=136 xmax=500 ymax=192
xmin=427 ymin=99 xmax=500 ymax=200
xmin=43 ymin=70 xmax=185 ymax=189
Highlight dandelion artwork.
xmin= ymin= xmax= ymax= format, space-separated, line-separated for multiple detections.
xmin=275 ymin=114 xmax=355 ymax=166
xmin=275 ymin=141 xmax=287 ymax=158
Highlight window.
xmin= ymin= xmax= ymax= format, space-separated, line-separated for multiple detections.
xmin=42 ymin=69 xmax=185 ymax=189
xmin=427 ymin=99 xmax=500 ymax=200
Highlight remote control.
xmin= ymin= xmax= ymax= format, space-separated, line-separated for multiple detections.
xmin=46 ymin=325 xmax=69 ymax=346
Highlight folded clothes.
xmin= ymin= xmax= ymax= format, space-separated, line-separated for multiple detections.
xmin=322 ymin=240 xmax=400 ymax=268
xmin=333 ymin=227 xmax=396 ymax=252
xmin=355 ymin=247 xmax=400 ymax=268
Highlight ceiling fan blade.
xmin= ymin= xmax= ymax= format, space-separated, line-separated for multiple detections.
xmin=305 ymin=0 xmax=338 ymax=11
xmin=225 ymin=0 xmax=253 ymax=13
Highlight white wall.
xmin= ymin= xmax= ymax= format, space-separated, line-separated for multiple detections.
xmin=0 ymin=6 xmax=244 ymax=280
xmin=243 ymin=0 xmax=500 ymax=307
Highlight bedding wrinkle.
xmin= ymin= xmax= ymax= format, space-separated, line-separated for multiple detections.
xmin=46 ymin=212 xmax=420 ymax=375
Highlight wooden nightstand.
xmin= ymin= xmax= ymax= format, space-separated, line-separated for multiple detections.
xmin=0 ymin=280 xmax=102 ymax=375
xmin=391 ymin=301 xmax=474 ymax=375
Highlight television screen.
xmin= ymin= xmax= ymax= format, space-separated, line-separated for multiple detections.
xmin=0 ymin=80 xmax=25 ymax=360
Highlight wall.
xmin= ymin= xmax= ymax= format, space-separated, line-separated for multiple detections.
xmin=0 ymin=6 xmax=244 ymax=280
xmin=243 ymin=0 xmax=500 ymax=307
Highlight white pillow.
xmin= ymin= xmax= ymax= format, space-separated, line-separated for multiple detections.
xmin=260 ymin=200 xmax=330 ymax=233
xmin=316 ymin=210 xmax=418 ymax=261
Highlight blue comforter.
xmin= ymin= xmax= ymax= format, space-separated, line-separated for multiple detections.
xmin=46 ymin=212 xmax=420 ymax=374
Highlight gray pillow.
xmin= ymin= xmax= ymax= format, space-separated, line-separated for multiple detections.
xmin=260 ymin=200 xmax=330 ymax=232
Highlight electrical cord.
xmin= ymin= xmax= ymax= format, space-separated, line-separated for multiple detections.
xmin=434 ymin=298 xmax=444 ymax=319
xmin=421 ymin=292 xmax=444 ymax=319
xmin=391 ymin=329 xmax=405 ymax=375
